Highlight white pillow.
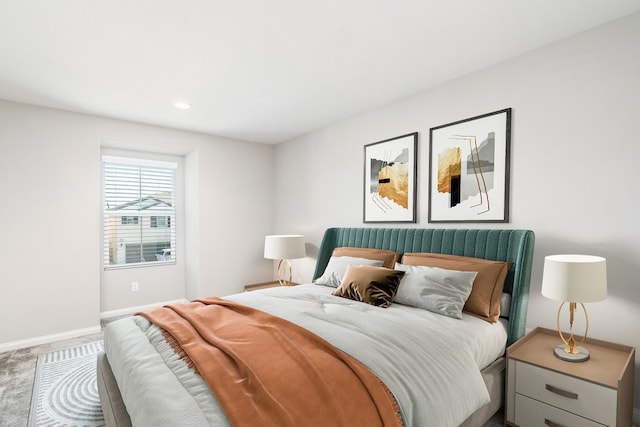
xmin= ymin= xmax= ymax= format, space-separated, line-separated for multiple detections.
xmin=500 ymin=293 xmax=511 ymax=318
xmin=394 ymin=263 xmax=478 ymax=319
xmin=314 ymin=256 xmax=384 ymax=287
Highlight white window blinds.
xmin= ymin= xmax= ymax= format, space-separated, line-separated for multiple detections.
xmin=103 ymin=156 xmax=176 ymax=268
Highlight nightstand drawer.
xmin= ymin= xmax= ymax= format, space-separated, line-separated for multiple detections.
xmin=514 ymin=393 xmax=604 ymax=427
xmin=514 ymin=362 xmax=616 ymax=425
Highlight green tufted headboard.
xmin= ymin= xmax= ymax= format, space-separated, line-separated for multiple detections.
xmin=312 ymin=228 xmax=535 ymax=346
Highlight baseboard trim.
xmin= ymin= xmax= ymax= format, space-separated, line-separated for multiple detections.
xmin=100 ymin=299 xmax=187 ymax=320
xmin=0 ymin=325 xmax=102 ymax=353
xmin=0 ymin=299 xmax=188 ymax=354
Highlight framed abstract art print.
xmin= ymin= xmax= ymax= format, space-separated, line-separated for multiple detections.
xmin=428 ymin=108 xmax=511 ymax=223
xmin=363 ymin=132 xmax=418 ymax=223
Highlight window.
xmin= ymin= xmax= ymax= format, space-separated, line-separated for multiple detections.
xmin=121 ymin=216 xmax=139 ymax=225
xmin=103 ymin=156 xmax=176 ymax=268
xmin=150 ymin=216 xmax=170 ymax=228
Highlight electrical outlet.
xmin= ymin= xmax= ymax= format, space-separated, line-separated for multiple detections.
xmin=131 ymin=281 xmax=139 ymax=292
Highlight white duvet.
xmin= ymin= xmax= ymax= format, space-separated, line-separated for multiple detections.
xmin=104 ymin=284 xmax=507 ymax=426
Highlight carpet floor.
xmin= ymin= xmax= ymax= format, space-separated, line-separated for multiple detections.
xmin=0 ymin=319 xmax=116 ymax=427
xmin=1 ymin=318 xmax=504 ymax=427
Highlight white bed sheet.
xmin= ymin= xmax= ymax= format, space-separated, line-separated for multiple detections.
xmin=105 ymin=284 xmax=507 ymax=427
xmin=232 ymin=284 xmax=507 ymax=371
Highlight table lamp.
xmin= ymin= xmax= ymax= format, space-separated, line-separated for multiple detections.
xmin=264 ymin=235 xmax=306 ymax=286
xmin=541 ymin=254 xmax=607 ymax=362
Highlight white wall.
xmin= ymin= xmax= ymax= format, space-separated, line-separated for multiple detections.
xmin=0 ymin=100 xmax=274 ymax=348
xmin=274 ymin=12 xmax=640 ymax=409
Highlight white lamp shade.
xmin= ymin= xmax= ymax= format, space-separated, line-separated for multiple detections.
xmin=264 ymin=235 xmax=305 ymax=260
xmin=541 ymin=254 xmax=607 ymax=303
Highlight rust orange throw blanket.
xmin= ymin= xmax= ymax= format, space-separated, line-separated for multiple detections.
xmin=140 ymin=297 xmax=402 ymax=427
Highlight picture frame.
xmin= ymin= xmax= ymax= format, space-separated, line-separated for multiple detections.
xmin=428 ymin=108 xmax=511 ymax=223
xmin=363 ymin=132 xmax=418 ymax=223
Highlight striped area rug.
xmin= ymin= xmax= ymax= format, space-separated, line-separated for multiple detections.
xmin=28 ymin=341 xmax=105 ymax=427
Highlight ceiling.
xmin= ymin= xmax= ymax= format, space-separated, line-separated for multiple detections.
xmin=2 ymin=1 xmax=640 ymax=144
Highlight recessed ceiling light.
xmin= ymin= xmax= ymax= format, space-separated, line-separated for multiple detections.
xmin=174 ymin=101 xmax=191 ymax=110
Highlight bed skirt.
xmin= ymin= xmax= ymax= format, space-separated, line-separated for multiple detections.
xmin=96 ymin=351 xmax=505 ymax=427
xmin=96 ymin=352 xmax=132 ymax=427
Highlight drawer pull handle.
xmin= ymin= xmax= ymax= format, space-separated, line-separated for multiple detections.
xmin=544 ymin=419 xmax=565 ymax=427
xmin=545 ymin=384 xmax=578 ymax=400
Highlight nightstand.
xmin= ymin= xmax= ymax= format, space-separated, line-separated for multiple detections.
xmin=506 ymin=327 xmax=634 ymax=427
xmin=244 ymin=280 xmax=298 ymax=292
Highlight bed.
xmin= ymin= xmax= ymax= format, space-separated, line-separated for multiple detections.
xmin=97 ymin=227 xmax=535 ymax=426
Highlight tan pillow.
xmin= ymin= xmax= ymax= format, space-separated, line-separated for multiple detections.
xmin=332 ymin=247 xmax=398 ymax=269
xmin=401 ymin=253 xmax=511 ymax=322
xmin=332 ymin=265 xmax=405 ymax=308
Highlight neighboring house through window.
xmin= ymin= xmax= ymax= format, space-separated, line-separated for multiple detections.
xmin=103 ymin=155 xmax=177 ymax=268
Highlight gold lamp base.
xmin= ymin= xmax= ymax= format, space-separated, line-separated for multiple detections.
xmin=554 ymin=301 xmax=590 ymax=363
xmin=276 ymin=258 xmax=294 ymax=286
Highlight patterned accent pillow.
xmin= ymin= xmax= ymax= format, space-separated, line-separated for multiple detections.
xmin=332 ymin=265 xmax=405 ymax=308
